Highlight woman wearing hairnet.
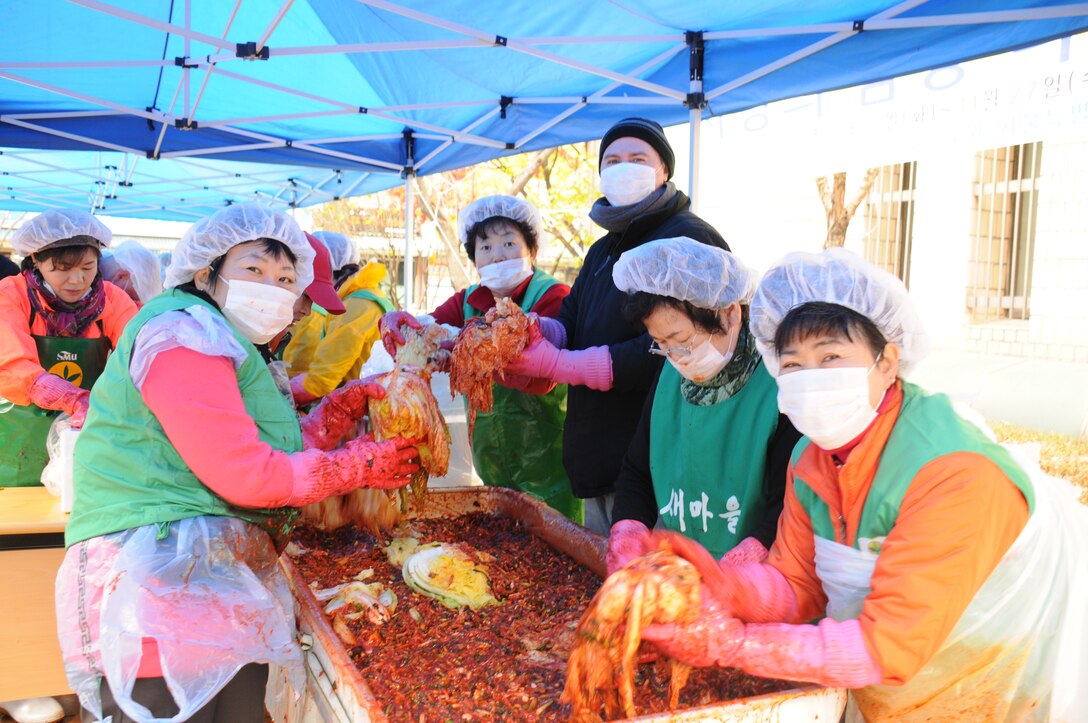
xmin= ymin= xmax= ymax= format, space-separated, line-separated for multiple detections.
xmin=55 ymin=203 xmax=421 ymax=723
xmin=99 ymin=239 xmax=164 ymax=307
xmin=380 ymin=194 xmax=580 ymax=522
xmin=639 ymin=248 xmax=1088 ymax=721
xmin=607 ymin=238 xmax=800 ymax=573
xmin=0 ymin=210 xmax=137 ymax=489
xmin=312 ymin=230 xmax=360 ymax=289
xmin=286 ymin=229 xmax=393 ymax=406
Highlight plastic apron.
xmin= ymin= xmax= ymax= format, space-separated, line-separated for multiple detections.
xmin=57 ymin=517 xmax=302 ymax=723
xmin=463 ymin=275 xmax=582 ymax=524
xmin=816 ymin=447 xmax=1088 ymax=722
xmin=0 ymin=324 xmax=109 ymax=487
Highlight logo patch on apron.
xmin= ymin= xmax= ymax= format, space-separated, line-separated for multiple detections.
xmin=49 ymin=360 xmax=84 ymax=386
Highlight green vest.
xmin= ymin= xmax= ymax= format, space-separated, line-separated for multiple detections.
xmin=66 ymin=290 xmax=304 ymax=548
xmin=462 ymin=269 xmax=581 ymax=523
xmin=346 ymin=289 xmax=395 ymax=313
xmin=649 ymin=362 xmax=780 ymax=558
xmin=792 ymin=382 xmax=1035 ymax=548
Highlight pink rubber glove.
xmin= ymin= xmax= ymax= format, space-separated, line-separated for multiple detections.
xmin=285 ymin=435 xmax=421 ymax=506
xmin=300 ymin=380 xmax=386 ymax=451
xmin=503 ymin=336 xmax=612 ymax=391
xmin=379 ymin=310 xmax=422 ymax=357
xmin=643 ymin=611 xmax=882 ymax=688
xmin=719 ymin=536 xmax=769 ymax=566
xmin=653 ymin=531 xmax=798 ymax=623
xmin=28 ymin=372 xmax=90 ymax=428
xmin=290 ymin=373 xmax=320 ymax=406
xmin=606 ymin=519 xmax=653 ymax=575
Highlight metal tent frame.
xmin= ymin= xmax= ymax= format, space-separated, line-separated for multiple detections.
xmin=3 ymin=1 xmax=1088 ymax=307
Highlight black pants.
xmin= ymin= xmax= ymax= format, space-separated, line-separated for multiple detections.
xmin=84 ymin=663 xmax=269 ymax=723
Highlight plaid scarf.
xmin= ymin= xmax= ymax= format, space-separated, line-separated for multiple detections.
xmin=24 ymin=269 xmax=107 ymax=337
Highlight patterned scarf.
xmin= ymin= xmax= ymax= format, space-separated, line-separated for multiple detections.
xmin=680 ymin=323 xmax=762 ymax=407
xmin=24 ymin=269 xmax=107 ymax=337
xmin=588 ymin=182 xmax=679 ymax=233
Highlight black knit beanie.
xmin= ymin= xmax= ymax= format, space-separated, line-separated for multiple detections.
xmin=598 ymin=117 xmax=674 ymax=179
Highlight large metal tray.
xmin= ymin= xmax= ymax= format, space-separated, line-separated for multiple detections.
xmin=270 ymin=486 xmax=846 ymax=722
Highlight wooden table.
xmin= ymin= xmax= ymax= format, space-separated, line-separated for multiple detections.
xmin=0 ymin=486 xmax=73 ymax=700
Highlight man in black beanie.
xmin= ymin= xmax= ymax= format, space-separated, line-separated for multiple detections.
xmin=499 ymin=116 xmax=728 ymax=536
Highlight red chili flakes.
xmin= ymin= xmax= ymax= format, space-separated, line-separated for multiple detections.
xmin=290 ymin=514 xmax=790 ymax=722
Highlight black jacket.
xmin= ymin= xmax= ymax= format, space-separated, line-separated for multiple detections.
xmin=611 ymin=368 xmax=802 ymax=550
xmin=558 ymin=191 xmax=728 ymax=498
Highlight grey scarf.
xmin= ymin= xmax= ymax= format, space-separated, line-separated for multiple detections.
xmin=588 ymin=182 xmax=679 ymax=233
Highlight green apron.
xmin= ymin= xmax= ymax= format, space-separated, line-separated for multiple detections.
xmin=0 ymin=322 xmax=110 ymax=487
xmin=649 ymin=363 xmax=779 ymax=558
xmin=463 ymin=271 xmax=582 ymax=524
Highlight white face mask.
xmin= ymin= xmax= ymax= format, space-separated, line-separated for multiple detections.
xmin=598 ymin=162 xmax=659 ymax=207
xmin=667 ymin=335 xmax=732 ymax=383
xmin=775 ymin=361 xmax=880 ymax=450
xmin=478 ymin=256 xmax=533 ymax=296
xmin=219 ymin=278 xmax=297 ymax=344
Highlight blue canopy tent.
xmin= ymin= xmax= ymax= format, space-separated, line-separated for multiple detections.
xmin=3 ymin=1 xmax=1088 ymax=304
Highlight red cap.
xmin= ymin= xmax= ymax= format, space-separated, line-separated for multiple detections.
xmin=304 ymin=233 xmax=346 ymax=314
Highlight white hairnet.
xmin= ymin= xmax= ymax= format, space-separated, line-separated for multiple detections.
xmin=458 ymin=195 xmax=545 ymax=250
xmin=749 ymin=247 xmax=930 ymax=376
xmin=11 ymin=209 xmax=112 ymax=256
xmin=101 ymin=240 xmax=163 ymax=304
xmin=311 ymin=230 xmax=358 ymax=271
xmin=612 ymin=237 xmax=756 ymax=309
xmin=165 ymin=203 xmax=314 ymax=290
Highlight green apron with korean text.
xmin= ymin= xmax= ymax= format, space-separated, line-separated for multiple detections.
xmin=463 ymin=270 xmax=582 ymax=523
xmin=649 ymin=362 xmax=779 ymax=558
xmin=0 ymin=324 xmax=110 ymax=487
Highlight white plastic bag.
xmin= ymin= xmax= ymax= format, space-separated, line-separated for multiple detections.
xmin=40 ymin=413 xmax=79 ymax=510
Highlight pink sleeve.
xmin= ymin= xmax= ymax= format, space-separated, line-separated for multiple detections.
xmin=142 ymin=346 xmax=298 ymax=508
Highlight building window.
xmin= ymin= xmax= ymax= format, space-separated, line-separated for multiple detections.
xmin=967 ymin=142 xmax=1041 ymax=321
xmin=862 ymin=161 xmax=917 ymax=286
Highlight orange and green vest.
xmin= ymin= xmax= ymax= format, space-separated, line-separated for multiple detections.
xmin=791 ymin=382 xmax=1034 ymax=548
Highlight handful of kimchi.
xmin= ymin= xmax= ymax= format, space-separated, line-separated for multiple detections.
xmin=449 ymin=297 xmax=533 ymax=435
xmin=302 ymin=364 xmax=451 ymax=537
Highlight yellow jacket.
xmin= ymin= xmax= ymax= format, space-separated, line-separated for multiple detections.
xmin=299 ymin=262 xmax=392 ymax=398
xmin=282 ymin=306 xmax=328 ymax=376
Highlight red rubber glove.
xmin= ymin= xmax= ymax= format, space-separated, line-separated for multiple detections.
xmin=285 ymin=436 xmax=421 ymax=506
xmin=300 ymin=380 xmax=386 ymax=451
xmin=719 ymin=536 xmax=769 ymax=566
xmin=290 ymin=373 xmax=320 ymax=406
xmin=606 ymin=519 xmax=653 ymax=575
xmin=379 ymin=310 xmax=422 ymax=357
xmin=502 ymin=335 xmax=613 ymax=391
xmin=28 ymin=372 xmax=90 ymax=428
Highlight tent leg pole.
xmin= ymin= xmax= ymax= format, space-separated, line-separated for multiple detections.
xmin=688 ymin=105 xmax=701 ymax=213
xmin=403 ymin=173 xmax=415 ymax=311
xmin=686 ymin=30 xmax=705 ymax=214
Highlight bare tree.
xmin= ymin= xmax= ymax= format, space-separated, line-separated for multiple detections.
xmin=816 ymin=168 xmax=880 ymax=248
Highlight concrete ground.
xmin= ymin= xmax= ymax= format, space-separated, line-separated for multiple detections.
xmin=908 ymin=349 xmax=1088 ymax=437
